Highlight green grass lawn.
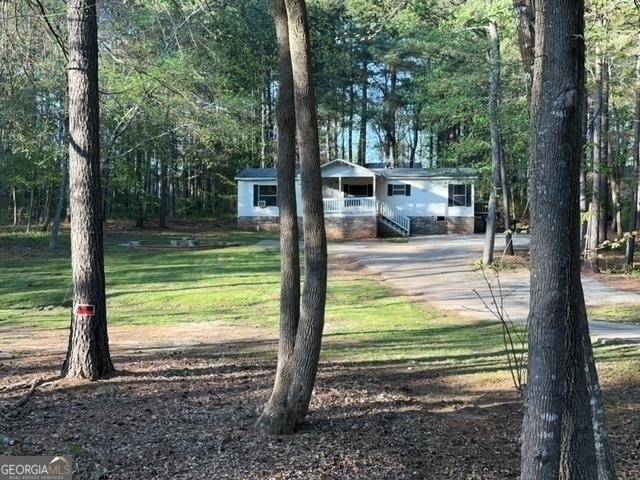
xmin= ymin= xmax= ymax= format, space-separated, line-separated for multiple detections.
xmin=1 ymin=227 xmax=637 ymax=382
xmin=589 ymin=304 xmax=640 ymax=325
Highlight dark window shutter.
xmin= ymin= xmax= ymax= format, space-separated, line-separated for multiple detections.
xmin=466 ymin=185 xmax=472 ymax=206
xmin=387 ymin=184 xmax=393 ymax=196
xmin=448 ymin=185 xmax=453 ymax=207
xmin=253 ymin=185 xmax=259 ymax=206
xmin=405 ymin=185 xmax=411 ymax=196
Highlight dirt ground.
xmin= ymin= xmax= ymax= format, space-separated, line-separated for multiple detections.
xmin=1 ymin=321 xmax=639 ymax=480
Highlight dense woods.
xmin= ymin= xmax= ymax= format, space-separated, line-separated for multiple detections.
xmin=1 ymin=1 xmax=640 ymax=479
xmin=1 ymin=0 xmax=637 ymax=250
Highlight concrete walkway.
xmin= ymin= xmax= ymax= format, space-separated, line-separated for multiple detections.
xmin=329 ymin=234 xmax=640 ymax=343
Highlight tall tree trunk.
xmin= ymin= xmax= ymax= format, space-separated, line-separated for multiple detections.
xmin=521 ymin=2 xmax=599 ymax=479
xmin=580 ymin=102 xmax=591 ymax=254
xmin=610 ymin=172 xmax=622 ymax=239
xmin=513 ymin=0 xmax=535 ymax=98
xmin=325 ymin=119 xmax=333 ymax=162
xmin=63 ymin=0 xmax=114 ymax=380
xmin=387 ymin=68 xmax=398 ymax=167
xmin=348 ymin=81 xmax=354 ymax=163
xmin=257 ymin=0 xmax=301 ymax=433
xmin=609 ymin=113 xmax=623 ymax=239
xmin=357 ymin=63 xmax=368 ymax=165
xmin=340 ymin=94 xmax=346 ymax=159
xmin=626 ymin=59 xmax=640 ymax=269
xmin=261 ymin=71 xmax=272 ymax=168
xmin=50 ymin=153 xmax=69 ymax=250
xmin=135 ymin=151 xmax=144 ymax=228
xmin=588 ymin=54 xmax=605 ymax=267
xmin=333 ymin=116 xmax=339 ymax=160
xmin=11 ymin=185 xmax=18 ymax=226
xmin=25 ymin=181 xmax=35 ymax=233
xmin=40 ymin=188 xmax=52 ymax=230
xmin=482 ymin=21 xmax=504 ymax=265
xmin=159 ymin=157 xmax=168 ymax=228
xmin=26 ymin=169 xmax=36 ymax=233
xmin=34 ymin=188 xmax=42 ymax=225
xmin=409 ymin=109 xmax=420 ymax=168
xmin=258 ymin=0 xmax=328 ymax=434
xmin=500 ymin=147 xmax=514 ymax=255
xmin=599 ymin=61 xmax=611 ymax=242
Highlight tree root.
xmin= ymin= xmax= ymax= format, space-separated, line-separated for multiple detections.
xmin=3 ymin=376 xmax=60 ymax=416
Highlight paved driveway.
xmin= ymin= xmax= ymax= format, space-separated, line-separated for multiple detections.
xmin=330 ymin=234 xmax=640 ymax=342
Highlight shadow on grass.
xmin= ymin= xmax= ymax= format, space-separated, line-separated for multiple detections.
xmin=2 ymin=332 xmax=638 ymax=480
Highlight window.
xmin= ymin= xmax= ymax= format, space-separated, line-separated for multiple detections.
xmin=253 ymin=184 xmax=278 ymax=207
xmin=387 ymin=184 xmax=411 ymax=197
xmin=448 ymin=184 xmax=472 ymax=207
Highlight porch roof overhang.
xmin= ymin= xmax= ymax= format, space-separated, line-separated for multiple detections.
xmin=320 ymin=159 xmax=376 ymax=179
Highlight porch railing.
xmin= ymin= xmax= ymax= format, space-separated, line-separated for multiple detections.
xmin=323 ymin=197 xmax=376 ymax=215
xmin=376 ymin=200 xmax=411 ymax=235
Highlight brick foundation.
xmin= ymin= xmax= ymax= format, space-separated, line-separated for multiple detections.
xmin=325 ymin=216 xmax=377 ymax=240
xmin=238 ymin=215 xmax=377 ymax=240
xmin=410 ymin=216 xmax=474 ymax=235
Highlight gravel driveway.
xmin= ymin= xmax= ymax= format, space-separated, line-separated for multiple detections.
xmin=330 ymin=234 xmax=640 ymax=342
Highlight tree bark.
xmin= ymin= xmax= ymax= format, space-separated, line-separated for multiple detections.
xmin=386 ymin=68 xmax=398 ymax=167
xmin=588 ymin=54 xmax=605 ymax=266
xmin=40 ymin=187 xmax=53 ymax=231
xmin=580 ymin=102 xmax=591 ymax=254
xmin=49 ymin=152 xmax=69 ymax=250
xmin=63 ymin=0 xmax=114 ymax=380
xmin=409 ymin=109 xmax=420 ymax=168
xmin=582 ymin=322 xmax=618 ymax=480
xmin=25 ymin=182 xmax=35 ymax=233
xmin=521 ymin=2 xmax=598 ymax=479
xmin=134 ymin=151 xmax=144 ymax=228
xmin=257 ymin=0 xmax=328 ymax=434
xmin=348 ymin=81 xmax=354 ymax=163
xmin=325 ymin=118 xmax=333 ymax=162
xmin=11 ymin=185 xmax=18 ymax=226
xmin=357 ymin=62 xmax=368 ymax=165
xmin=599 ymin=61 xmax=611 ymax=243
xmin=625 ymin=59 xmax=640 ymax=269
xmin=159 ymin=157 xmax=168 ymax=228
xmin=260 ymin=71 xmax=273 ymax=168
xmin=256 ymin=0 xmax=301 ymax=433
xmin=500 ymin=147 xmax=514 ymax=255
xmin=482 ymin=22 xmax=504 ymax=264
xmin=513 ymin=0 xmax=535 ymax=98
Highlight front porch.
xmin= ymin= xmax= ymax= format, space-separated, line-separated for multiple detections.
xmin=321 ymin=196 xmax=411 ymax=237
xmin=323 ymin=197 xmax=376 ymax=216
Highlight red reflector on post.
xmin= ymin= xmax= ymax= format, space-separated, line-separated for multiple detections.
xmin=75 ymin=304 xmax=96 ymax=317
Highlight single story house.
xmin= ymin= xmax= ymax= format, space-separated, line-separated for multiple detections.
xmin=235 ymin=159 xmax=477 ymax=240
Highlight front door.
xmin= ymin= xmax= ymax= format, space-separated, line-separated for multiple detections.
xmin=342 ymin=183 xmax=373 ymax=197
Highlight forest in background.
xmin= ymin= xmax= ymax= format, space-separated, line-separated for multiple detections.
xmin=0 ymin=0 xmax=638 ymax=238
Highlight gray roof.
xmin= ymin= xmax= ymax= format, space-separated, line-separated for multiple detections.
xmin=236 ymin=166 xmax=477 ymax=181
xmin=235 ymin=168 xmax=277 ymax=180
xmin=372 ymin=167 xmax=477 ymax=179
xmin=364 ymin=162 xmax=387 ymax=169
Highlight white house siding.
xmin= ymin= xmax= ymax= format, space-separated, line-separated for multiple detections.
xmin=377 ymin=178 xmax=474 ymax=218
xmin=237 ymin=179 xmax=304 ymax=218
xmin=236 ymin=161 xmax=477 ymax=237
